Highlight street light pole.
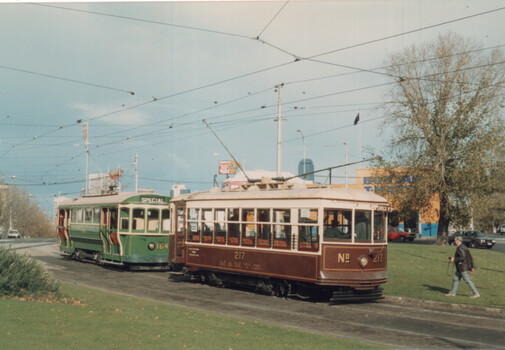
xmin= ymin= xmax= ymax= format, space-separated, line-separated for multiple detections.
xmin=296 ymin=129 xmax=306 ymax=178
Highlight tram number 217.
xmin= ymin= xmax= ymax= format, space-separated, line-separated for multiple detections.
xmin=234 ymin=251 xmax=245 ymax=261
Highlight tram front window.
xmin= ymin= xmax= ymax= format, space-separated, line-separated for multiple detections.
xmin=355 ymin=211 xmax=371 ymax=242
xmin=374 ymin=211 xmax=387 ymax=242
xmin=324 ymin=209 xmax=352 ymax=241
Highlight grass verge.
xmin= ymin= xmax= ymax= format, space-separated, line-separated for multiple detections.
xmin=385 ymin=243 xmax=505 ymax=308
xmin=0 ymin=283 xmax=387 ymax=350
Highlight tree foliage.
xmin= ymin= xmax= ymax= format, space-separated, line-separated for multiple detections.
xmin=0 ymin=183 xmax=54 ymax=238
xmin=373 ymin=33 xmax=505 ymax=244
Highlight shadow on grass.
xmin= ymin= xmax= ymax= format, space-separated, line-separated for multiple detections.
xmin=423 ymin=284 xmax=450 ymax=293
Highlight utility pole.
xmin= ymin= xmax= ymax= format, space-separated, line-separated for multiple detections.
xmin=83 ymin=121 xmax=89 ymax=196
xmin=134 ymin=153 xmax=139 ymax=192
xmin=276 ymin=83 xmax=284 ymax=177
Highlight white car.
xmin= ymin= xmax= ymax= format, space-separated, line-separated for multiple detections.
xmin=7 ymin=229 xmax=21 ymax=238
xmin=499 ymin=224 xmax=505 ymax=235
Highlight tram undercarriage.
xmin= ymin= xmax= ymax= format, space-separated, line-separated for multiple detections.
xmin=169 ymin=267 xmax=384 ymax=303
xmin=62 ymin=248 xmax=169 ymax=271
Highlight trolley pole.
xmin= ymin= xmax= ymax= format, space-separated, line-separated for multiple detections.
xmin=276 ymin=83 xmax=284 ymax=177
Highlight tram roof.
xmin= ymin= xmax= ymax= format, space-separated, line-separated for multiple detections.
xmin=58 ymin=192 xmax=170 ymax=207
xmin=173 ymin=186 xmax=389 ymax=204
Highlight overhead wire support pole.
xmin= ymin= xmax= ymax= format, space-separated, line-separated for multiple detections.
xmin=83 ymin=121 xmax=89 ymax=196
xmin=276 ymin=83 xmax=284 ymax=177
xmin=202 ymin=119 xmax=251 ymax=183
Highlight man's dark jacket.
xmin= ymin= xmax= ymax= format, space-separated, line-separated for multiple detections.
xmin=454 ymin=243 xmax=475 ymax=273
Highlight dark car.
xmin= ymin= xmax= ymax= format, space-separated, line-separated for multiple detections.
xmin=387 ymin=227 xmax=416 ymax=242
xmin=448 ymin=230 xmax=495 ymax=249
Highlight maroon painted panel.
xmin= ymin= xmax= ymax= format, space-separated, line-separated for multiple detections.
xmin=186 ymin=245 xmax=319 ymax=282
xmin=319 ymin=244 xmax=388 ymax=287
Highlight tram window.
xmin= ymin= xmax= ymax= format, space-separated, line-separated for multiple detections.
xmin=202 ymin=209 xmax=213 ymax=243
xmin=257 ymin=209 xmax=271 ymax=248
xmin=93 ymin=208 xmax=101 ymax=224
xmin=120 ymin=208 xmax=130 ymax=232
xmin=84 ymin=209 xmax=93 ymax=224
xmin=273 ymin=209 xmax=291 ymax=249
xmin=177 ymin=207 xmax=184 ymax=233
xmin=241 ymin=209 xmax=255 ymax=246
xmin=76 ymin=209 xmax=84 ymax=223
xmin=186 ymin=208 xmax=200 ymax=242
xmin=323 ymin=209 xmax=352 ymax=241
xmin=110 ymin=210 xmax=118 ymax=230
xmin=147 ymin=209 xmax=160 ymax=232
xmin=299 ymin=209 xmax=319 ymax=250
xmin=132 ymin=208 xmax=145 ymax=232
xmin=214 ymin=209 xmax=226 ymax=244
xmin=227 ymin=208 xmax=240 ymax=245
xmin=71 ymin=210 xmax=77 ymax=223
xmin=161 ymin=209 xmax=171 ymax=233
xmin=355 ymin=211 xmax=371 ymax=242
xmin=373 ymin=211 xmax=386 ymax=242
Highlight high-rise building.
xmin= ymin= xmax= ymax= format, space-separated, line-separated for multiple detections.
xmin=298 ymin=158 xmax=314 ymax=182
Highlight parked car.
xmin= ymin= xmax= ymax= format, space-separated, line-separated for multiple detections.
xmin=387 ymin=227 xmax=416 ymax=242
xmin=498 ymin=224 xmax=505 ymax=235
xmin=7 ymin=229 xmax=21 ymax=239
xmin=448 ymin=230 xmax=495 ymax=249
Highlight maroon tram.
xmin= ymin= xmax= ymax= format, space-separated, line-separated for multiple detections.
xmin=169 ymin=181 xmax=389 ymax=302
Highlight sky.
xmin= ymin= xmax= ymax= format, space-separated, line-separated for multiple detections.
xmin=1 ymin=0 xmax=504 ymax=217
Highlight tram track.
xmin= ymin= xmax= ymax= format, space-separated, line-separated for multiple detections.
xmin=8 ymin=240 xmax=505 ymax=349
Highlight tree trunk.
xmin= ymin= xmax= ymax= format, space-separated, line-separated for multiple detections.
xmin=436 ymin=190 xmax=450 ymax=245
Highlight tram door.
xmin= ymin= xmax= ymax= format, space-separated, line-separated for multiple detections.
xmin=58 ymin=209 xmax=70 ymax=247
xmin=171 ymin=202 xmax=186 ymax=264
xmin=102 ymin=208 xmax=119 ymax=256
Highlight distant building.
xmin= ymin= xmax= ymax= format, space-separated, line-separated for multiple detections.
xmin=171 ymin=184 xmax=190 ymax=197
xmin=298 ymin=158 xmax=314 ymax=182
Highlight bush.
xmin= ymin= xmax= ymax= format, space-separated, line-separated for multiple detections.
xmin=0 ymin=247 xmax=60 ymax=298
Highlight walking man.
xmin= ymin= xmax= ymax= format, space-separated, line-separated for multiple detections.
xmin=446 ymin=236 xmax=480 ymax=298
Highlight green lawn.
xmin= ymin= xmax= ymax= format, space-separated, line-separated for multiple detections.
xmin=2 ymin=243 xmax=503 ymax=349
xmin=0 ymin=284 xmax=386 ymax=350
xmin=385 ymin=243 xmax=505 ymax=309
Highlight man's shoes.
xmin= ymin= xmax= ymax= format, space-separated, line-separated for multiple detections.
xmin=445 ymin=293 xmax=455 ymax=297
xmin=470 ymin=294 xmax=480 ymax=298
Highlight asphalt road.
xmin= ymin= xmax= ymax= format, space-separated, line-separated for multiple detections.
xmin=3 ymin=239 xmax=505 ymax=349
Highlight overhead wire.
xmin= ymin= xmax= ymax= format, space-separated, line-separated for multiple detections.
xmin=9 ymin=4 xmax=505 ymax=189
xmin=0 ymin=64 xmax=135 ymax=95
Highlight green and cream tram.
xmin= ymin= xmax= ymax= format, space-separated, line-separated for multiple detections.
xmin=57 ymin=192 xmax=171 ymax=270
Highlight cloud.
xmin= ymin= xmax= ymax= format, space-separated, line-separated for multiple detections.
xmin=71 ymin=102 xmax=152 ymax=126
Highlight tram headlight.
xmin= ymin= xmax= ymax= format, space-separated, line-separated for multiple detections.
xmin=148 ymin=242 xmax=156 ymax=251
xmin=359 ymin=256 xmax=368 ymax=269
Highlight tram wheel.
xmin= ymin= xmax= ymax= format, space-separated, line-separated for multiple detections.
xmin=273 ymin=280 xmax=291 ymax=298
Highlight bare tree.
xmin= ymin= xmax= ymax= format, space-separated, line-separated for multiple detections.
xmin=373 ymin=32 xmax=505 ymax=244
xmin=0 ymin=183 xmax=54 ymax=238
